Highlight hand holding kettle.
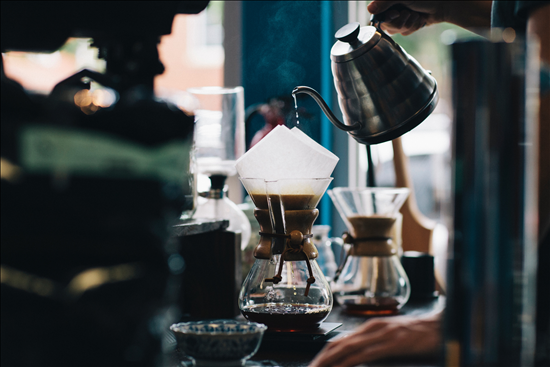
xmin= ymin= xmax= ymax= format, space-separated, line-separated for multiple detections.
xmin=293 ymin=4 xmax=439 ymax=145
xmin=367 ymin=1 xmax=492 ymax=36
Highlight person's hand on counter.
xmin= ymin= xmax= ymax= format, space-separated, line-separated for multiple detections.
xmin=309 ymin=310 xmax=442 ymax=367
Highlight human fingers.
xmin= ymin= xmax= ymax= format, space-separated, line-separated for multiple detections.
xmin=329 ymin=342 xmax=390 ymax=367
xmin=355 ymin=338 xmax=403 ymax=363
xmin=309 ymin=321 xmax=402 ymax=367
xmin=353 ymin=317 xmax=418 ymax=340
xmin=379 ymin=9 xmax=415 ymax=35
xmin=354 ymin=317 xmax=391 ymax=333
xmin=404 ymin=11 xmax=420 ymax=30
xmin=366 ymin=317 xmax=441 ymax=357
xmin=380 ymin=17 xmax=426 ymax=36
xmin=310 ymin=330 xmax=397 ymax=367
xmin=338 ymin=325 xmax=439 ymax=366
xmin=369 ymin=1 xmax=443 ymax=17
xmin=391 ymin=8 xmax=412 ymax=29
xmin=309 ymin=335 xmax=351 ymax=367
xmin=309 ymin=332 xmax=385 ymax=367
xmin=358 ymin=326 xmax=433 ymax=362
xmin=367 ymin=0 xmax=401 ymax=15
xmin=401 ymin=13 xmax=428 ymax=36
xmin=368 ymin=1 xmax=446 ymax=35
xmin=311 ymin=315 xmax=443 ymax=367
xmin=335 ymin=323 xmax=418 ymax=364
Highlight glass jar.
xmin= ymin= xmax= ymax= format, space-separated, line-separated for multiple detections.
xmin=194 ymin=175 xmax=251 ymax=250
xmin=329 ymin=187 xmax=411 ymax=315
xmin=238 ymin=178 xmax=334 ymax=331
xmin=239 ymin=255 xmax=332 ymax=332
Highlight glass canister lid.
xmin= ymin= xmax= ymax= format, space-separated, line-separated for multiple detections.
xmin=331 ymin=22 xmax=381 ymax=63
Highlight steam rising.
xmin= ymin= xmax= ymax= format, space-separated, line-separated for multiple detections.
xmin=246 ymin=2 xmax=320 ymax=96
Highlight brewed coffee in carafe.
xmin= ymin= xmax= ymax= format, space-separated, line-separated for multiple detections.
xmin=329 ymin=187 xmax=411 ymax=315
xmin=236 ymin=126 xmax=339 ymax=331
xmin=239 ymin=178 xmax=333 ymax=331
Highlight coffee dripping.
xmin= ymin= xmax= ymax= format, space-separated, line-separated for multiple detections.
xmin=236 ymin=126 xmax=339 ymax=332
xmin=329 ymin=187 xmax=411 ymax=315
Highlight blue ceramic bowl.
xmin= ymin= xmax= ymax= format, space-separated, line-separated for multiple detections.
xmin=170 ymin=319 xmax=267 ymax=366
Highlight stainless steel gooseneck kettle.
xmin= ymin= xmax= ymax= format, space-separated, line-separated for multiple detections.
xmin=293 ymin=7 xmax=438 ymax=145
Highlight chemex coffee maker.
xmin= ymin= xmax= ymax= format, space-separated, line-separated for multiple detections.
xmin=236 ymin=126 xmax=339 ymax=332
xmin=1 ymin=2 xmax=208 ymax=366
xmin=329 ymin=187 xmax=411 ymax=315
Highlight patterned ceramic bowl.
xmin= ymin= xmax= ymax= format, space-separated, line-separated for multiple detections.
xmin=170 ymin=319 xmax=267 ymax=366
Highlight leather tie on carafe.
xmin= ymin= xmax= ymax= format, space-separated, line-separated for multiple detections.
xmin=260 ymin=230 xmax=316 ymax=297
xmin=333 ymin=232 xmax=392 ymax=282
xmin=333 ymin=217 xmax=397 ymax=282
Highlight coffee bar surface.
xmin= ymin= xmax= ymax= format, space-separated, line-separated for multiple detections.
xmin=173 ymin=220 xmax=443 ymax=366
xmin=248 ymin=297 xmax=445 ymax=367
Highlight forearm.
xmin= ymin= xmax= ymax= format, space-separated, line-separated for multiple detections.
xmin=442 ymin=1 xmax=492 ymax=31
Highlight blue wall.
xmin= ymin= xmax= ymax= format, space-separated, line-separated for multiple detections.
xmin=241 ymin=1 xmax=323 ymax=142
xmin=241 ymin=1 xmax=349 ymax=231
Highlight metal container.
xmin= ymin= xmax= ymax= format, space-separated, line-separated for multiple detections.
xmin=293 ymin=21 xmax=438 ymax=145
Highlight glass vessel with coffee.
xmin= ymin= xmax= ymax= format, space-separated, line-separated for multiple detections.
xmin=239 ymin=178 xmax=334 ymax=332
xmin=329 ymin=187 xmax=411 ymax=315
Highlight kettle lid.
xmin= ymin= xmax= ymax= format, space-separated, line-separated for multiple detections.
xmin=331 ymin=22 xmax=381 ymax=63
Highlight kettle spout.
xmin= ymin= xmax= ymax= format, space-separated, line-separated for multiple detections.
xmin=292 ymin=86 xmax=361 ymax=132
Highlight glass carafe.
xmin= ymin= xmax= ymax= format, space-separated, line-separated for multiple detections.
xmin=328 ymin=187 xmax=411 ymax=315
xmin=187 ymin=87 xmax=251 ymax=249
xmin=194 ymin=175 xmax=251 ymax=250
xmin=239 ymin=178 xmax=333 ymax=331
xmin=188 ymin=86 xmax=245 ymax=177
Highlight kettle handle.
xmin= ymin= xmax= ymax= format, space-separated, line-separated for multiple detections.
xmin=370 ymin=4 xmax=411 ymax=49
xmin=292 ymin=86 xmax=361 ymax=132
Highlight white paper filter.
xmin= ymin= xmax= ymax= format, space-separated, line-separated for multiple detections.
xmin=235 ymin=125 xmax=338 ymax=180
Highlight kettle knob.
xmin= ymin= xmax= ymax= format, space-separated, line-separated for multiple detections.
xmin=335 ymin=22 xmax=361 ymax=45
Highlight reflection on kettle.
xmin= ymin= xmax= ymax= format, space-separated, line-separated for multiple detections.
xmin=293 ymin=19 xmax=438 ymax=145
